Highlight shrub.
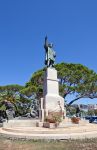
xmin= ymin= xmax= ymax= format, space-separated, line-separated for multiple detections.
xmin=71 ymin=117 xmax=80 ymax=124
xmin=45 ymin=112 xmax=62 ymax=123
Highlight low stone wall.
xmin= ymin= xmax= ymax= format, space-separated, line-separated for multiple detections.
xmin=3 ymin=120 xmax=39 ymax=128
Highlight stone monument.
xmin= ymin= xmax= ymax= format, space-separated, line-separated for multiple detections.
xmin=40 ymin=37 xmax=65 ymax=122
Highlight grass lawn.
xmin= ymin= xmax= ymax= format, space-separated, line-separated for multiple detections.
xmin=0 ymin=137 xmax=97 ymax=150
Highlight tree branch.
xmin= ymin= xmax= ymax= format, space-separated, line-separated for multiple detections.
xmin=67 ymin=96 xmax=83 ymax=107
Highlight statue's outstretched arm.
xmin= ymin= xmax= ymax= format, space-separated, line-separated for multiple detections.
xmin=44 ymin=36 xmax=48 ymax=49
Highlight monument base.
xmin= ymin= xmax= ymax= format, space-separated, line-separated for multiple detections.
xmin=39 ymin=68 xmax=66 ymax=122
xmin=44 ymin=94 xmax=64 ymax=114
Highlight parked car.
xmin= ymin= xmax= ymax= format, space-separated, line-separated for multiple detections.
xmin=85 ymin=116 xmax=91 ymax=120
xmin=89 ymin=116 xmax=97 ymax=123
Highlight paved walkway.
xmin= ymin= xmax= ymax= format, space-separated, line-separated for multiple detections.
xmin=1 ymin=122 xmax=97 ymax=140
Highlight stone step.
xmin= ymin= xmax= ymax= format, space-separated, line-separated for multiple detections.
xmin=1 ymin=124 xmax=97 ymax=140
xmin=2 ymin=124 xmax=97 ymax=134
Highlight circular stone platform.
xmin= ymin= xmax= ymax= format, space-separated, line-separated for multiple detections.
xmin=0 ymin=119 xmax=97 ymax=140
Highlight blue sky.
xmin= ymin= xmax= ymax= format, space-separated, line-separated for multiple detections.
xmin=0 ymin=0 xmax=97 ymax=103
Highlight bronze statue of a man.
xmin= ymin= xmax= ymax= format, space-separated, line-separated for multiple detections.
xmin=44 ymin=36 xmax=56 ymax=67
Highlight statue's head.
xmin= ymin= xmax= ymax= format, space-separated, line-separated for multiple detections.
xmin=48 ymin=43 xmax=53 ymax=48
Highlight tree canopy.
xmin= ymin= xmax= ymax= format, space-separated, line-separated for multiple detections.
xmin=25 ymin=62 xmax=97 ymax=106
xmin=0 ymin=62 xmax=97 ymax=110
xmin=0 ymin=84 xmax=30 ymax=115
xmin=55 ymin=63 xmax=97 ymax=106
xmin=0 ymin=84 xmax=24 ymax=92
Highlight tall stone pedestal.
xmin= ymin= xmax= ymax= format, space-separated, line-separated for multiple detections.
xmin=40 ymin=68 xmax=65 ymax=121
